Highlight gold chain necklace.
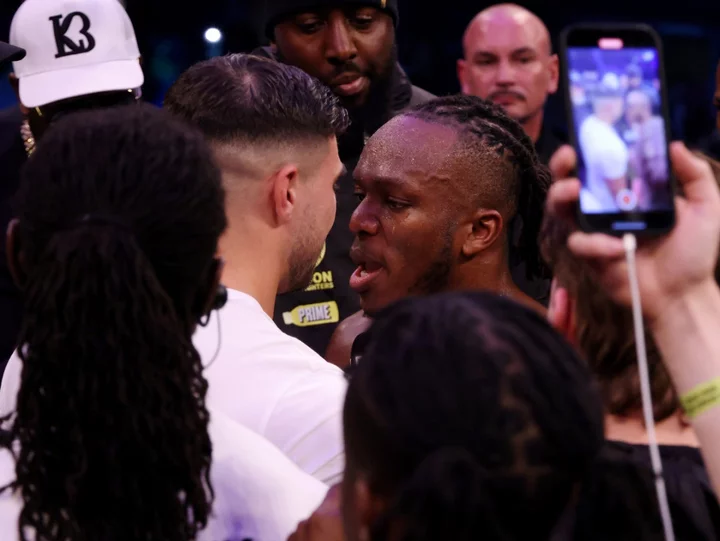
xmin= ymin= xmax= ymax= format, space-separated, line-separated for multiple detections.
xmin=20 ymin=119 xmax=35 ymax=156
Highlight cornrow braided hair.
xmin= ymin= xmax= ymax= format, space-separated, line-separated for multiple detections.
xmin=405 ymin=94 xmax=552 ymax=280
xmin=344 ymin=291 xmax=604 ymax=541
xmin=2 ymin=103 xmax=227 ymax=541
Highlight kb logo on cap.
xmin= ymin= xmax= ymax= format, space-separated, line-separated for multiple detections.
xmin=50 ymin=12 xmax=96 ymax=58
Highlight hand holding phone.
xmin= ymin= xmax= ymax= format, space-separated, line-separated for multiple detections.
xmin=560 ymin=24 xmax=675 ymax=234
xmin=548 ymin=142 xmax=717 ymax=320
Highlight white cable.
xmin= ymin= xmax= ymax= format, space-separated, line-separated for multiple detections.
xmin=623 ymin=233 xmax=676 ymax=541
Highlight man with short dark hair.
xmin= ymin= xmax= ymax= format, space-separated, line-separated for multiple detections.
xmin=256 ymin=0 xmax=433 ymax=358
xmin=164 ymin=53 xmax=349 ymax=485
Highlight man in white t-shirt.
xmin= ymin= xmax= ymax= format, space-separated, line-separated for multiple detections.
xmin=578 ymin=76 xmax=629 ymax=213
xmin=163 ymin=54 xmax=349 ymax=485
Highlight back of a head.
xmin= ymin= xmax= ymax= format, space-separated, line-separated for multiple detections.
xmin=404 ymin=95 xmax=551 ymax=280
xmin=9 ymin=103 xmax=226 ymax=541
xmin=164 ymin=53 xmax=349 ymax=148
xmin=541 ymin=212 xmax=680 ymax=422
xmin=343 ymin=291 xmax=604 ymax=540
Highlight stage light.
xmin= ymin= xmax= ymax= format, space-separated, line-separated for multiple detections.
xmin=204 ymin=27 xmax=223 ymax=44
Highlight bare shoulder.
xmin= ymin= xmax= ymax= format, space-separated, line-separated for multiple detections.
xmin=325 ymin=311 xmax=371 ymax=370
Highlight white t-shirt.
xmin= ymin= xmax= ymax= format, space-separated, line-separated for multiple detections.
xmin=0 ymin=408 xmax=327 ymax=541
xmin=0 ymin=289 xmax=347 ymax=485
xmin=579 ymin=115 xmax=629 ymax=212
xmin=189 ymin=289 xmax=347 ymax=485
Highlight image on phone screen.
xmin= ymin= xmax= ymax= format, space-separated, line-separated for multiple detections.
xmin=567 ymin=44 xmax=671 ymax=215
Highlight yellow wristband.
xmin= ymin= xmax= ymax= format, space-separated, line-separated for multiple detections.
xmin=680 ymin=377 xmax=720 ymax=419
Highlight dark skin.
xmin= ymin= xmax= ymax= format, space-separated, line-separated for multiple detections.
xmin=326 ymin=116 xmax=543 ymax=368
xmin=6 ymin=219 xmax=223 ymax=329
xmin=272 ymin=6 xmax=395 ymax=109
xmin=9 ymin=73 xmax=141 ymax=142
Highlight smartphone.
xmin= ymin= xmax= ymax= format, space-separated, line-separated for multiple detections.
xmin=560 ymin=24 xmax=675 ymax=234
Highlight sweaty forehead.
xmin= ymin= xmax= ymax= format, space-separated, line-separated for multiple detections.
xmin=465 ymin=10 xmax=549 ymax=56
xmin=355 ymin=116 xmax=460 ymax=187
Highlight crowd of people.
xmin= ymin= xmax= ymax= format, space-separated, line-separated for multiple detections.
xmin=0 ymin=0 xmax=719 ymax=540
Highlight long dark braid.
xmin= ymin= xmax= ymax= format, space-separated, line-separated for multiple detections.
xmin=343 ymin=292 xmax=605 ymax=540
xmin=4 ymin=104 xmax=226 ymax=541
xmin=406 ymin=95 xmax=552 ymax=279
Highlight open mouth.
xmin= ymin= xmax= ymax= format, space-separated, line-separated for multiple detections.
xmin=333 ymin=75 xmax=369 ymax=97
xmin=349 ymin=261 xmax=384 ymax=292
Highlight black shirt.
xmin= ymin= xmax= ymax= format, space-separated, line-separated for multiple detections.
xmin=0 ymin=106 xmax=25 ymax=378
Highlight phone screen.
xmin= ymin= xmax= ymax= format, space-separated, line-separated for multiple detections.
xmin=563 ymin=26 xmax=674 ymax=233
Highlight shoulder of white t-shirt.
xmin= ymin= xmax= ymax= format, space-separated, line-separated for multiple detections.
xmin=199 ymin=288 xmax=345 ymax=376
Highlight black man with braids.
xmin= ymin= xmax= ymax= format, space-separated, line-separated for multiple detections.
xmin=0 ymin=104 xmax=329 ymax=541
xmin=326 ymin=94 xmax=551 ymax=369
xmin=331 ymin=291 xmax=675 ymax=541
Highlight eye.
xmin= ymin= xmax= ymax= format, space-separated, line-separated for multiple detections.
xmin=386 ymin=198 xmax=409 ymax=211
xmin=295 ymin=18 xmax=324 ymax=34
xmin=474 ymin=56 xmax=496 ymax=67
xmin=350 ymin=15 xmax=373 ymax=30
xmin=518 ymin=56 xmax=534 ymax=64
xmin=354 ymin=190 xmax=366 ymax=202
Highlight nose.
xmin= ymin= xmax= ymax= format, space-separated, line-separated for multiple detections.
xmin=349 ymin=198 xmax=379 ymax=237
xmin=324 ymin=14 xmax=357 ymax=64
xmin=495 ymin=59 xmax=517 ymax=86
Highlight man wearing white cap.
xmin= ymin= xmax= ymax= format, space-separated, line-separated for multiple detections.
xmin=0 ymin=0 xmax=144 ymax=376
xmin=9 ymin=0 xmax=144 ymax=150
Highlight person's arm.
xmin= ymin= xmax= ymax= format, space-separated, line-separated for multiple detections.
xmin=649 ymin=281 xmax=720 ymax=491
xmin=265 ymin=368 xmax=347 ymax=485
xmin=325 ymin=311 xmax=369 ymax=370
xmin=549 ymin=142 xmax=720 ymax=495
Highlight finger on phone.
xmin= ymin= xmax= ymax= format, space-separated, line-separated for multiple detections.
xmin=670 ymin=142 xmax=720 ymax=207
xmin=546 ymin=179 xmax=581 ymax=220
xmin=549 ymin=145 xmax=577 ymax=181
xmin=567 ymin=231 xmax=625 ymax=259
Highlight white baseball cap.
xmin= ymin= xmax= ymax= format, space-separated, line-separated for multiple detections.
xmin=10 ymin=0 xmax=144 ymax=108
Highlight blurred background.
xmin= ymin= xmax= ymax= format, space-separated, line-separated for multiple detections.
xmin=1 ymin=0 xmax=719 ymax=145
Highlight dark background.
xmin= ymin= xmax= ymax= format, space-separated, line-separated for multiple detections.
xmin=1 ymin=0 xmax=719 ymax=144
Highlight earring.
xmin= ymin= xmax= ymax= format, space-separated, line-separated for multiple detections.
xmin=212 ymin=284 xmax=228 ymax=311
xmin=198 ymin=285 xmax=228 ymax=327
xmin=20 ymin=120 xmax=35 ymax=157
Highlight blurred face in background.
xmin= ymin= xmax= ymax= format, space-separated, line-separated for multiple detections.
xmin=273 ymin=6 xmax=395 ymax=110
xmin=625 ymin=90 xmax=652 ymax=125
xmin=593 ymin=95 xmax=625 ymax=125
xmin=458 ymin=5 xmax=558 ymax=127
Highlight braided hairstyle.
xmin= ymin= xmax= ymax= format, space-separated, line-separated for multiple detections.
xmin=343 ymin=291 xmax=605 ymax=540
xmin=404 ymin=94 xmax=551 ymax=280
xmin=3 ymin=104 xmax=226 ymax=541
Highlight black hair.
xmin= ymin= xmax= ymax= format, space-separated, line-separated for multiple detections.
xmin=29 ymin=89 xmax=140 ymax=143
xmin=163 ymin=53 xmax=350 ymax=144
xmin=344 ymin=291 xmax=606 ymax=540
xmin=404 ymin=94 xmax=551 ymax=280
xmin=4 ymin=103 xmax=227 ymax=541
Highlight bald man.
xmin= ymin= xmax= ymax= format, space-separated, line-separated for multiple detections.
xmin=458 ymin=3 xmax=562 ymax=164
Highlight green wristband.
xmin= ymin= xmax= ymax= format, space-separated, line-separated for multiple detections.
xmin=680 ymin=377 xmax=720 ymax=419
